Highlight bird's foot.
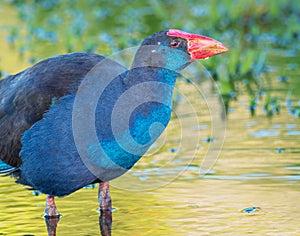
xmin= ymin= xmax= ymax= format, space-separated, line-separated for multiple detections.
xmin=98 ymin=182 xmax=112 ymax=212
xmin=44 ymin=195 xmax=60 ymax=218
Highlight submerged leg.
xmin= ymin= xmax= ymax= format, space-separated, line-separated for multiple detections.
xmin=44 ymin=195 xmax=60 ymax=218
xmin=98 ymin=182 xmax=112 ymax=211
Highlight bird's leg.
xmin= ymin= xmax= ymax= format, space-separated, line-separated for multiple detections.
xmin=44 ymin=195 xmax=60 ymax=218
xmin=98 ymin=182 xmax=112 ymax=211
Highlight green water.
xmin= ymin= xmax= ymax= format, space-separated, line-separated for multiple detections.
xmin=1 ymin=3 xmax=300 ymax=236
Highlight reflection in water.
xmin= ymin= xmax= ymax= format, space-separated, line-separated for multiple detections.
xmin=99 ymin=211 xmax=112 ymax=236
xmin=45 ymin=217 xmax=60 ymax=236
xmin=44 ymin=211 xmax=112 ymax=236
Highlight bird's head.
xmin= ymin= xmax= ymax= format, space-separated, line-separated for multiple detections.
xmin=132 ymin=29 xmax=228 ymax=71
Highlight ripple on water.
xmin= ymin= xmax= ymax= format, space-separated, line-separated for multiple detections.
xmin=284 ymin=166 xmax=300 ymax=171
xmin=193 ymin=125 xmax=208 ymax=130
xmin=286 ymin=131 xmax=300 ymax=136
xmin=202 ymin=175 xmax=255 ymax=181
xmin=274 ymin=175 xmax=300 ymax=181
xmin=131 ymin=165 xmax=216 ymax=181
xmin=286 ymin=124 xmax=297 ymax=129
xmin=272 ymin=124 xmax=282 ymax=128
xmin=250 ymin=129 xmax=280 ymax=137
xmin=246 ymin=121 xmax=257 ymax=128
xmin=241 ymin=173 xmax=271 ymax=177
xmin=241 ymin=207 xmax=261 ymax=213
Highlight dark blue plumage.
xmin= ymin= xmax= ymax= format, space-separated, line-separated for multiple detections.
xmin=0 ymin=30 xmax=227 ymax=215
xmin=0 ymin=53 xmax=105 ymax=167
xmin=19 ymin=64 xmax=179 ymax=196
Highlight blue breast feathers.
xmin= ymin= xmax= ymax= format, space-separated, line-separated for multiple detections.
xmin=19 ymin=68 xmax=175 ymax=196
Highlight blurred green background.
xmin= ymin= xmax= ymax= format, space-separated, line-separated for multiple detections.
xmin=0 ymin=0 xmax=299 ymax=116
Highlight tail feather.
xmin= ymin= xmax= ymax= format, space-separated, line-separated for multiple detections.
xmin=0 ymin=159 xmax=18 ymax=174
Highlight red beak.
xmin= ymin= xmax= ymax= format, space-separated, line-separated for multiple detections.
xmin=167 ymin=29 xmax=228 ymax=61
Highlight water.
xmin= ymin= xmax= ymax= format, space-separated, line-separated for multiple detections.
xmin=1 ymin=4 xmax=300 ymax=236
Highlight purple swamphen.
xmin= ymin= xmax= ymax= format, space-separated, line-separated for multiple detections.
xmin=0 ymin=29 xmax=227 ymax=217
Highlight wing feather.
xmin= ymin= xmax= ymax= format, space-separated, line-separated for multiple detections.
xmin=0 ymin=53 xmax=104 ymax=167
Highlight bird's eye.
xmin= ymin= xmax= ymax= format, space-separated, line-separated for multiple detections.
xmin=170 ymin=40 xmax=180 ymax=48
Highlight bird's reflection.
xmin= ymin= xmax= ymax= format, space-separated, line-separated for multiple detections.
xmin=99 ymin=210 xmax=112 ymax=236
xmin=45 ymin=216 xmax=60 ymax=236
xmin=44 ymin=211 xmax=113 ymax=236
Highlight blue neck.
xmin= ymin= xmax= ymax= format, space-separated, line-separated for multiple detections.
xmin=92 ymin=67 xmax=179 ymax=170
